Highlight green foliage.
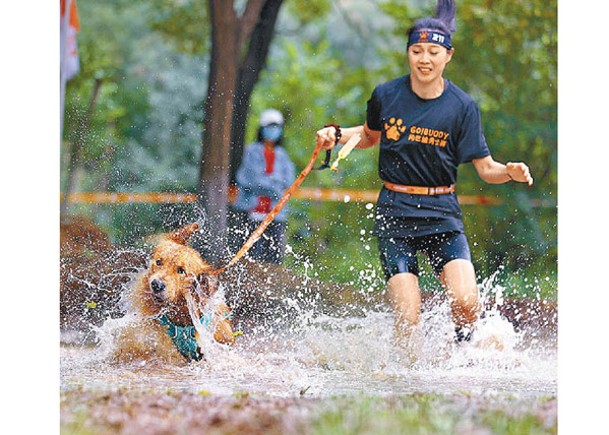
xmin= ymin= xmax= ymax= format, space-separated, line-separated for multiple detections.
xmin=250 ymin=38 xmax=374 ymax=168
xmin=63 ymin=0 xmax=208 ymax=242
xmin=285 ymin=0 xmax=332 ymax=25
xmin=62 ymin=1 xmax=151 ymax=190
xmin=456 ymin=0 xmax=557 ymax=280
xmin=148 ymin=0 xmax=210 ymax=55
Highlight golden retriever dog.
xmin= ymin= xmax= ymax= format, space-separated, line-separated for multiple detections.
xmin=112 ymin=223 xmax=235 ymax=364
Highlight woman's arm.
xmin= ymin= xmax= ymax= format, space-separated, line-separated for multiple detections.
xmin=472 ymin=155 xmax=533 ymax=185
xmin=316 ymin=122 xmax=381 ymax=150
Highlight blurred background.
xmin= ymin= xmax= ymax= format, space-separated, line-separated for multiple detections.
xmin=60 ymin=0 xmax=557 ymax=300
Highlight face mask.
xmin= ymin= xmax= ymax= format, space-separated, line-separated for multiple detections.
xmin=261 ymin=124 xmax=282 ymax=142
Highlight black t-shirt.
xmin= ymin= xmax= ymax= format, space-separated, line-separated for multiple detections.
xmin=366 ymin=74 xmax=490 ymax=237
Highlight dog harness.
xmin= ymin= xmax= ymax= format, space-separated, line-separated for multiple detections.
xmin=156 ymin=313 xmax=213 ymax=361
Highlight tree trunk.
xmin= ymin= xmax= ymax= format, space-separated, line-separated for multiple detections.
xmin=230 ymin=0 xmax=284 ymax=183
xmin=61 ymin=78 xmax=103 ymax=217
xmin=198 ymin=1 xmax=239 ymax=261
xmin=198 ymin=0 xmax=283 ymax=261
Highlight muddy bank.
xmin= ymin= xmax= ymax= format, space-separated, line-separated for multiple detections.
xmin=60 ymin=389 xmax=557 ymax=434
xmin=61 ymin=389 xmax=314 ymax=435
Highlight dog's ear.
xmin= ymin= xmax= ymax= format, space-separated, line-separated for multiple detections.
xmin=168 ymin=223 xmax=200 ymax=245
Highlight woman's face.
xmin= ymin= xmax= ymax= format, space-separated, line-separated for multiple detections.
xmin=407 ymin=43 xmax=453 ymax=85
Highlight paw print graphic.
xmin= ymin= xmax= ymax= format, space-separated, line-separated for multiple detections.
xmin=384 ymin=117 xmax=406 ymax=141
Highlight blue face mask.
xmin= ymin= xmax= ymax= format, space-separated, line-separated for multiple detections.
xmin=261 ymin=124 xmax=282 ymax=142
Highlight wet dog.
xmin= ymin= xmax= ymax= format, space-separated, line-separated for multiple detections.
xmin=113 ymin=223 xmax=235 ymax=364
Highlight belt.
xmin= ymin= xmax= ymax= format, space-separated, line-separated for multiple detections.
xmin=383 ymin=181 xmax=455 ymax=195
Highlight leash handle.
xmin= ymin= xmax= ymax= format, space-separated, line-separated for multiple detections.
xmin=330 ymin=133 xmax=362 ymax=171
xmin=212 ymin=140 xmax=327 ymax=276
xmin=314 ymin=123 xmax=341 ymax=171
xmin=313 ymin=149 xmax=332 ymax=170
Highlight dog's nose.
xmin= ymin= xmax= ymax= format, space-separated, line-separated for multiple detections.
xmin=151 ymin=279 xmax=166 ymax=294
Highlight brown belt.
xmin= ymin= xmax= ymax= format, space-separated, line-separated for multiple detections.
xmin=383 ymin=181 xmax=455 ymax=195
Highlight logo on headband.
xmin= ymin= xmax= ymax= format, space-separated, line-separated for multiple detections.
xmin=408 ymin=30 xmax=452 ymax=49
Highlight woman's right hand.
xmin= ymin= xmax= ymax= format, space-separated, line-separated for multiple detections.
xmin=316 ymin=126 xmax=339 ymax=150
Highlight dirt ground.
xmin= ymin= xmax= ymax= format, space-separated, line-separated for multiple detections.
xmin=60 ymin=389 xmax=557 ymax=435
xmin=61 ymin=389 xmax=315 ymax=435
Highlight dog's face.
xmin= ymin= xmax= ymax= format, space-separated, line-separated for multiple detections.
xmin=143 ymin=223 xmax=217 ymax=325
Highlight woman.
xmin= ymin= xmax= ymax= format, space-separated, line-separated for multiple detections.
xmin=315 ymin=0 xmax=532 ymax=343
xmin=233 ymin=109 xmax=296 ymax=264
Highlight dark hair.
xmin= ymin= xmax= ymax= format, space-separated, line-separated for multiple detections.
xmin=407 ymin=0 xmax=456 ymax=37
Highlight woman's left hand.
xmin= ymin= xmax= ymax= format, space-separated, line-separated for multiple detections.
xmin=506 ymin=162 xmax=533 ymax=186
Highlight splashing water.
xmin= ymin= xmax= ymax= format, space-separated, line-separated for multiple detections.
xmin=61 ymin=264 xmax=556 ymax=400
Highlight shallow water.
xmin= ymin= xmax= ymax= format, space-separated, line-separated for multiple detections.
xmin=60 ymin=277 xmax=556 ymax=401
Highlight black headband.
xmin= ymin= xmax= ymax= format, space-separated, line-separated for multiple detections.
xmin=407 ymin=30 xmax=452 ymax=50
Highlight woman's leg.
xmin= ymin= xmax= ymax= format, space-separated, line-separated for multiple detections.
xmin=426 ymin=232 xmax=479 ymax=340
xmin=440 ymin=259 xmax=480 ymax=336
xmin=387 ymin=272 xmax=421 ymax=339
xmin=378 ymin=236 xmax=421 ymax=339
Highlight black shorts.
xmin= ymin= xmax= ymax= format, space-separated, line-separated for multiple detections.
xmin=377 ymin=231 xmax=471 ymax=280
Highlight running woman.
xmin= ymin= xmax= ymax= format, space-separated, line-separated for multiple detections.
xmin=315 ymin=0 xmax=533 ymax=344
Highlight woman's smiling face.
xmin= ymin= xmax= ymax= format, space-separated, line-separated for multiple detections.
xmin=407 ymin=43 xmax=454 ymax=86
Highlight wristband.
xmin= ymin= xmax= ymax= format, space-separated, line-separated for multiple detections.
xmin=324 ymin=123 xmax=342 ymax=145
xmin=506 ymin=163 xmax=514 ymax=181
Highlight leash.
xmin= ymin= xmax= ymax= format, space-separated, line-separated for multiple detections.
xmin=211 ymin=140 xmax=327 ymax=276
xmin=212 ymin=135 xmax=360 ymax=277
xmin=313 ymin=149 xmax=332 ymax=171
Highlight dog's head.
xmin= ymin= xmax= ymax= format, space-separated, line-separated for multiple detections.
xmin=143 ymin=223 xmax=217 ymax=325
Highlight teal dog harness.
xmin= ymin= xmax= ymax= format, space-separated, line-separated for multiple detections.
xmin=157 ymin=313 xmax=212 ymax=361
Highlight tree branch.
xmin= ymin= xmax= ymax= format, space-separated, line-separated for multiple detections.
xmin=237 ymin=0 xmax=266 ymax=53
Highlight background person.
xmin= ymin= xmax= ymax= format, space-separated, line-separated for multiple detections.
xmin=315 ymin=0 xmax=533 ymax=344
xmin=233 ymin=109 xmax=296 ymax=264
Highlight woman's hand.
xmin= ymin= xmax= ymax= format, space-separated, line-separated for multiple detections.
xmin=472 ymin=156 xmax=534 ymax=185
xmin=506 ymin=162 xmax=534 ymax=186
xmin=316 ymin=126 xmax=339 ymax=150
xmin=317 ymin=124 xmax=380 ymax=151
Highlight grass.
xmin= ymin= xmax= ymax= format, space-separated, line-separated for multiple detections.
xmin=310 ymin=394 xmax=557 ymax=435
